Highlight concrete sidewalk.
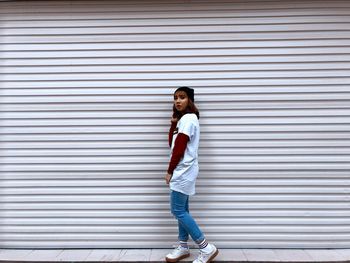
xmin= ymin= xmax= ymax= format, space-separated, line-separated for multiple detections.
xmin=1 ymin=249 xmax=350 ymax=263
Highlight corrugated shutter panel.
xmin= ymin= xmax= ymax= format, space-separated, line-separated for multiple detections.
xmin=1 ymin=0 xmax=350 ymax=249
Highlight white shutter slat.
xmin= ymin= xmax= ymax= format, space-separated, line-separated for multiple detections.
xmin=3 ymin=47 xmax=350 ymax=58
xmin=2 ymin=16 xmax=350 ymax=28
xmin=3 ymin=55 xmax=350 ymax=66
xmin=3 ymin=78 xmax=350 ymax=88
xmin=3 ymin=63 xmax=350 ymax=74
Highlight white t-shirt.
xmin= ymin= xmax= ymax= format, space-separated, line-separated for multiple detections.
xmin=169 ymin=113 xmax=200 ymax=196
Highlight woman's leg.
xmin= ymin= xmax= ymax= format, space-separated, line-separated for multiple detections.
xmin=170 ymin=190 xmax=205 ymax=243
xmin=177 ymin=194 xmax=189 ymax=243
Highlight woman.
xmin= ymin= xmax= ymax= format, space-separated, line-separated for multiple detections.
xmin=165 ymin=87 xmax=219 ymax=263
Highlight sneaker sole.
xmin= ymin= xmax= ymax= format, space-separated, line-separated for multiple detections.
xmin=165 ymin=253 xmax=190 ymax=263
xmin=207 ymin=248 xmax=219 ymax=263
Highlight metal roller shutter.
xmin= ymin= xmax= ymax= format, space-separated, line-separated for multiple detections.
xmin=0 ymin=0 xmax=350 ymax=249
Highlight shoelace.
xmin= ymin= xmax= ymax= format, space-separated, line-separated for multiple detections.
xmin=197 ymin=251 xmax=205 ymax=263
xmin=175 ymin=246 xmax=182 ymax=251
xmin=173 ymin=245 xmax=186 ymax=254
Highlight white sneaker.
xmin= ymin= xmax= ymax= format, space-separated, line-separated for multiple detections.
xmin=193 ymin=244 xmax=219 ymax=263
xmin=165 ymin=245 xmax=190 ymax=263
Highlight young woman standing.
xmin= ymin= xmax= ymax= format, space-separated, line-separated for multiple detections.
xmin=165 ymin=87 xmax=219 ymax=263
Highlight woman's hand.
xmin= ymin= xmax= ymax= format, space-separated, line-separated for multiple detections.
xmin=165 ymin=173 xmax=172 ymax=184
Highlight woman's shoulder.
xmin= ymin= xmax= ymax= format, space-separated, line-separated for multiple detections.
xmin=180 ymin=113 xmax=199 ymax=123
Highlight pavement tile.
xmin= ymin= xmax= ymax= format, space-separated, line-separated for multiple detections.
xmin=83 ymin=249 xmax=122 ymax=262
xmin=55 ymin=249 xmax=92 ymax=261
xmin=0 ymin=249 xmax=33 ymax=261
xmin=22 ymin=250 xmax=63 ymax=261
xmin=243 ymin=249 xmax=280 ymax=262
xmin=273 ymin=249 xmax=313 ymax=262
xmin=335 ymin=249 xmax=350 ymax=261
xmin=117 ymin=249 xmax=152 ymax=261
xmin=304 ymin=249 xmax=348 ymax=262
xmin=216 ymin=249 xmax=248 ymax=262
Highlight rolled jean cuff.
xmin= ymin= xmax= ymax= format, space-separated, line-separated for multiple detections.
xmin=194 ymin=235 xmax=206 ymax=244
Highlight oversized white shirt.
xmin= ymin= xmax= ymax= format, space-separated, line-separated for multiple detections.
xmin=169 ymin=113 xmax=200 ymax=196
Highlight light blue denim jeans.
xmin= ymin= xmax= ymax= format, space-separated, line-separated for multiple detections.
xmin=170 ymin=190 xmax=205 ymax=243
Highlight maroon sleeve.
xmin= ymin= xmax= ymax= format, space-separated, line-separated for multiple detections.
xmin=168 ymin=122 xmax=177 ymax=147
xmin=167 ymin=133 xmax=189 ymax=175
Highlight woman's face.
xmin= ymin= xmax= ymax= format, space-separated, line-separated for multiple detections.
xmin=174 ymin=91 xmax=189 ymax=113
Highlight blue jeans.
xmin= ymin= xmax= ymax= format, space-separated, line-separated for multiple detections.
xmin=170 ymin=190 xmax=205 ymax=243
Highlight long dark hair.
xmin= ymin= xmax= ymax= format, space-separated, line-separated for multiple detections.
xmin=172 ymin=96 xmax=200 ymax=120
